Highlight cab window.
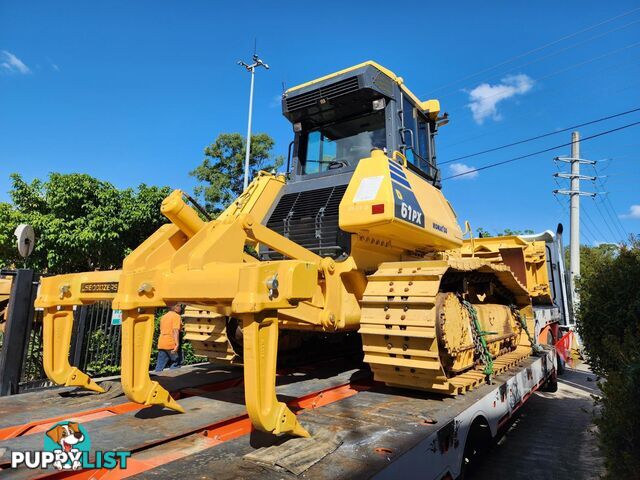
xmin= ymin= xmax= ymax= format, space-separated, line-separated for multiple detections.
xmin=402 ymin=97 xmax=417 ymax=167
xmin=417 ymin=117 xmax=429 ymax=160
xmin=406 ymin=107 xmax=434 ymax=176
xmin=300 ymin=110 xmax=385 ymax=175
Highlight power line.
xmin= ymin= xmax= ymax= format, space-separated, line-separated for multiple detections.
xmin=581 ymin=219 xmax=597 ymax=245
xmin=585 ymin=171 xmax=623 ymax=241
xmin=443 ymin=120 xmax=640 ymax=180
xmin=481 ymin=19 xmax=640 ymax=86
xmin=593 ymin=164 xmax=629 ymax=239
xmin=590 ymin=195 xmax=621 ymax=242
xmin=533 ymin=41 xmax=640 ymax=83
xmin=603 ymin=193 xmax=629 ymax=239
xmin=439 ymin=55 xmax=640 ymax=150
xmin=435 ymin=18 xmax=640 ymax=100
xmin=445 ymin=40 xmax=640 ymax=115
xmin=600 ymin=195 xmax=627 ymax=239
xmin=582 ymin=207 xmax=610 ymax=242
xmin=425 ymin=6 xmax=640 ymax=95
xmin=553 ymin=193 xmax=596 ymax=245
xmin=441 ymin=107 xmax=640 ymax=165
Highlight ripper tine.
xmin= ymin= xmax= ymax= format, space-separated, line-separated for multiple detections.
xmin=242 ymin=313 xmax=309 ymax=438
xmin=43 ymin=307 xmax=105 ymax=393
xmin=120 ymin=309 xmax=183 ymax=412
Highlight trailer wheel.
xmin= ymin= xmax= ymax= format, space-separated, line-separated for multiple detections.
xmin=458 ymin=416 xmax=491 ymax=479
xmin=541 ymin=371 xmax=558 ymax=392
xmin=556 ymin=352 xmax=565 ymax=375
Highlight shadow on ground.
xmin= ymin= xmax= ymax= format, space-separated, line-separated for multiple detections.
xmin=468 ymin=365 xmax=605 ymax=480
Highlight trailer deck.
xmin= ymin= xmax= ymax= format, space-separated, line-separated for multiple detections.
xmin=0 ymin=347 xmax=556 ymax=480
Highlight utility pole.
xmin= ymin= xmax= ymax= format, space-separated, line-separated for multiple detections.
xmin=553 ymin=131 xmax=597 ymax=315
xmin=238 ymin=53 xmax=270 ymax=191
xmin=569 ymin=131 xmax=581 ymax=290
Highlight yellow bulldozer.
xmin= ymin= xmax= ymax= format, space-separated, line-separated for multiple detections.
xmin=35 ymin=61 xmax=550 ymax=438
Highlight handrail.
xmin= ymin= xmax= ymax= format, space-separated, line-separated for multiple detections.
xmin=392 ymin=150 xmax=407 ymax=167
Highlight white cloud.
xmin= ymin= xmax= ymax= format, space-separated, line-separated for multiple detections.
xmin=1 ymin=50 xmax=31 ymax=74
xmin=449 ymin=162 xmax=479 ymax=180
xmin=467 ymin=74 xmax=534 ymax=124
xmin=619 ymin=204 xmax=640 ymax=219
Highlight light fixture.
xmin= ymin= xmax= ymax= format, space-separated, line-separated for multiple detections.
xmin=371 ymin=204 xmax=385 ymax=214
xmin=372 ymin=98 xmax=386 ymax=111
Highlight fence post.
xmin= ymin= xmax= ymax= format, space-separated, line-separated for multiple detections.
xmin=0 ymin=269 xmax=38 ymax=396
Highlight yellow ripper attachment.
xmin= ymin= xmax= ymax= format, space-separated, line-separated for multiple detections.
xmin=111 ymin=183 xmax=318 ymax=437
xmin=242 ymin=313 xmax=310 ymax=438
xmin=37 ymin=179 xmax=323 ymax=437
xmin=35 ymin=270 xmax=123 ymax=393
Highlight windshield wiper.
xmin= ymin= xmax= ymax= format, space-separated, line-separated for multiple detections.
xmin=328 ymin=160 xmax=347 ymax=169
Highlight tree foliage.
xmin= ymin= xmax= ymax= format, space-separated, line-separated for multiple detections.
xmin=190 ymin=132 xmax=283 ymax=214
xmin=475 ymin=227 xmax=534 ymax=238
xmin=576 ymin=237 xmax=640 ymax=477
xmin=0 ymin=173 xmax=171 ymax=274
xmin=563 ymin=243 xmax=619 ymax=282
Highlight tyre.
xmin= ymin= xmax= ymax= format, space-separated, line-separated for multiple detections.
xmin=541 ymin=371 xmax=558 ymax=392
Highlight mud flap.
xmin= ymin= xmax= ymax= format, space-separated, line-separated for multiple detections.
xmin=242 ymin=313 xmax=309 ymax=438
xmin=120 ymin=309 xmax=184 ymax=412
xmin=42 ymin=307 xmax=105 ymax=393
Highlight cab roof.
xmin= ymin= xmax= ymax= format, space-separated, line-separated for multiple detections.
xmin=285 ymin=60 xmax=440 ymax=118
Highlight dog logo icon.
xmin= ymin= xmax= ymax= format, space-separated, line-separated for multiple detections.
xmin=44 ymin=421 xmax=91 ymax=471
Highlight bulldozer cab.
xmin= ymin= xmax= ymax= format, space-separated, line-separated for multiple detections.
xmin=260 ymin=61 xmax=447 ymax=261
xmin=283 ymin=61 xmax=443 ymax=187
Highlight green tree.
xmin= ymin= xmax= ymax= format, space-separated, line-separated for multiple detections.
xmin=0 ymin=173 xmax=171 ymax=274
xmin=576 ymin=238 xmax=638 ymax=376
xmin=576 ymin=237 xmax=640 ymax=478
xmin=563 ymin=243 xmax=619 ymax=283
xmin=190 ymin=133 xmax=283 ymax=214
xmin=475 ymin=227 xmax=534 ymax=238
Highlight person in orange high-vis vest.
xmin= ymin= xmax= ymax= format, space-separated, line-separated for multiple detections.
xmin=155 ymin=304 xmax=183 ymax=372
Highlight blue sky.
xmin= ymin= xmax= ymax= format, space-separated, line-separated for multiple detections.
xmin=1 ymin=0 xmax=638 ymax=244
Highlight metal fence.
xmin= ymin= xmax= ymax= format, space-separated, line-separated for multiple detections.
xmin=71 ymin=302 xmax=121 ymax=379
xmin=18 ymin=309 xmax=48 ymax=390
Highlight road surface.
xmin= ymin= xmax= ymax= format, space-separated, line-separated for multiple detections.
xmin=471 ymin=363 xmax=605 ymax=479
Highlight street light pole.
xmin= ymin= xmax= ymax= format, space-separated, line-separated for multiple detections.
xmin=238 ymin=54 xmax=269 ymax=191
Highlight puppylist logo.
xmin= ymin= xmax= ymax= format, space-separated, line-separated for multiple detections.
xmin=10 ymin=421 xmax=131 ymax=471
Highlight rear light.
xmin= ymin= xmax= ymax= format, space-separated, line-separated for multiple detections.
xmin=372 ymin=204 xmax=385 ymax=214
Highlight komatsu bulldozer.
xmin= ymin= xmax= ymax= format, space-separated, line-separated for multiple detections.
xmin=36 ymin=61 xmax=546 ymax=438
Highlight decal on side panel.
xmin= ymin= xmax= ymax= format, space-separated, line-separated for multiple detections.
xmin=388 ymin=160 xmax=426 ymax=227
xmin=393 ymin=184 xmax=425 ymax=227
